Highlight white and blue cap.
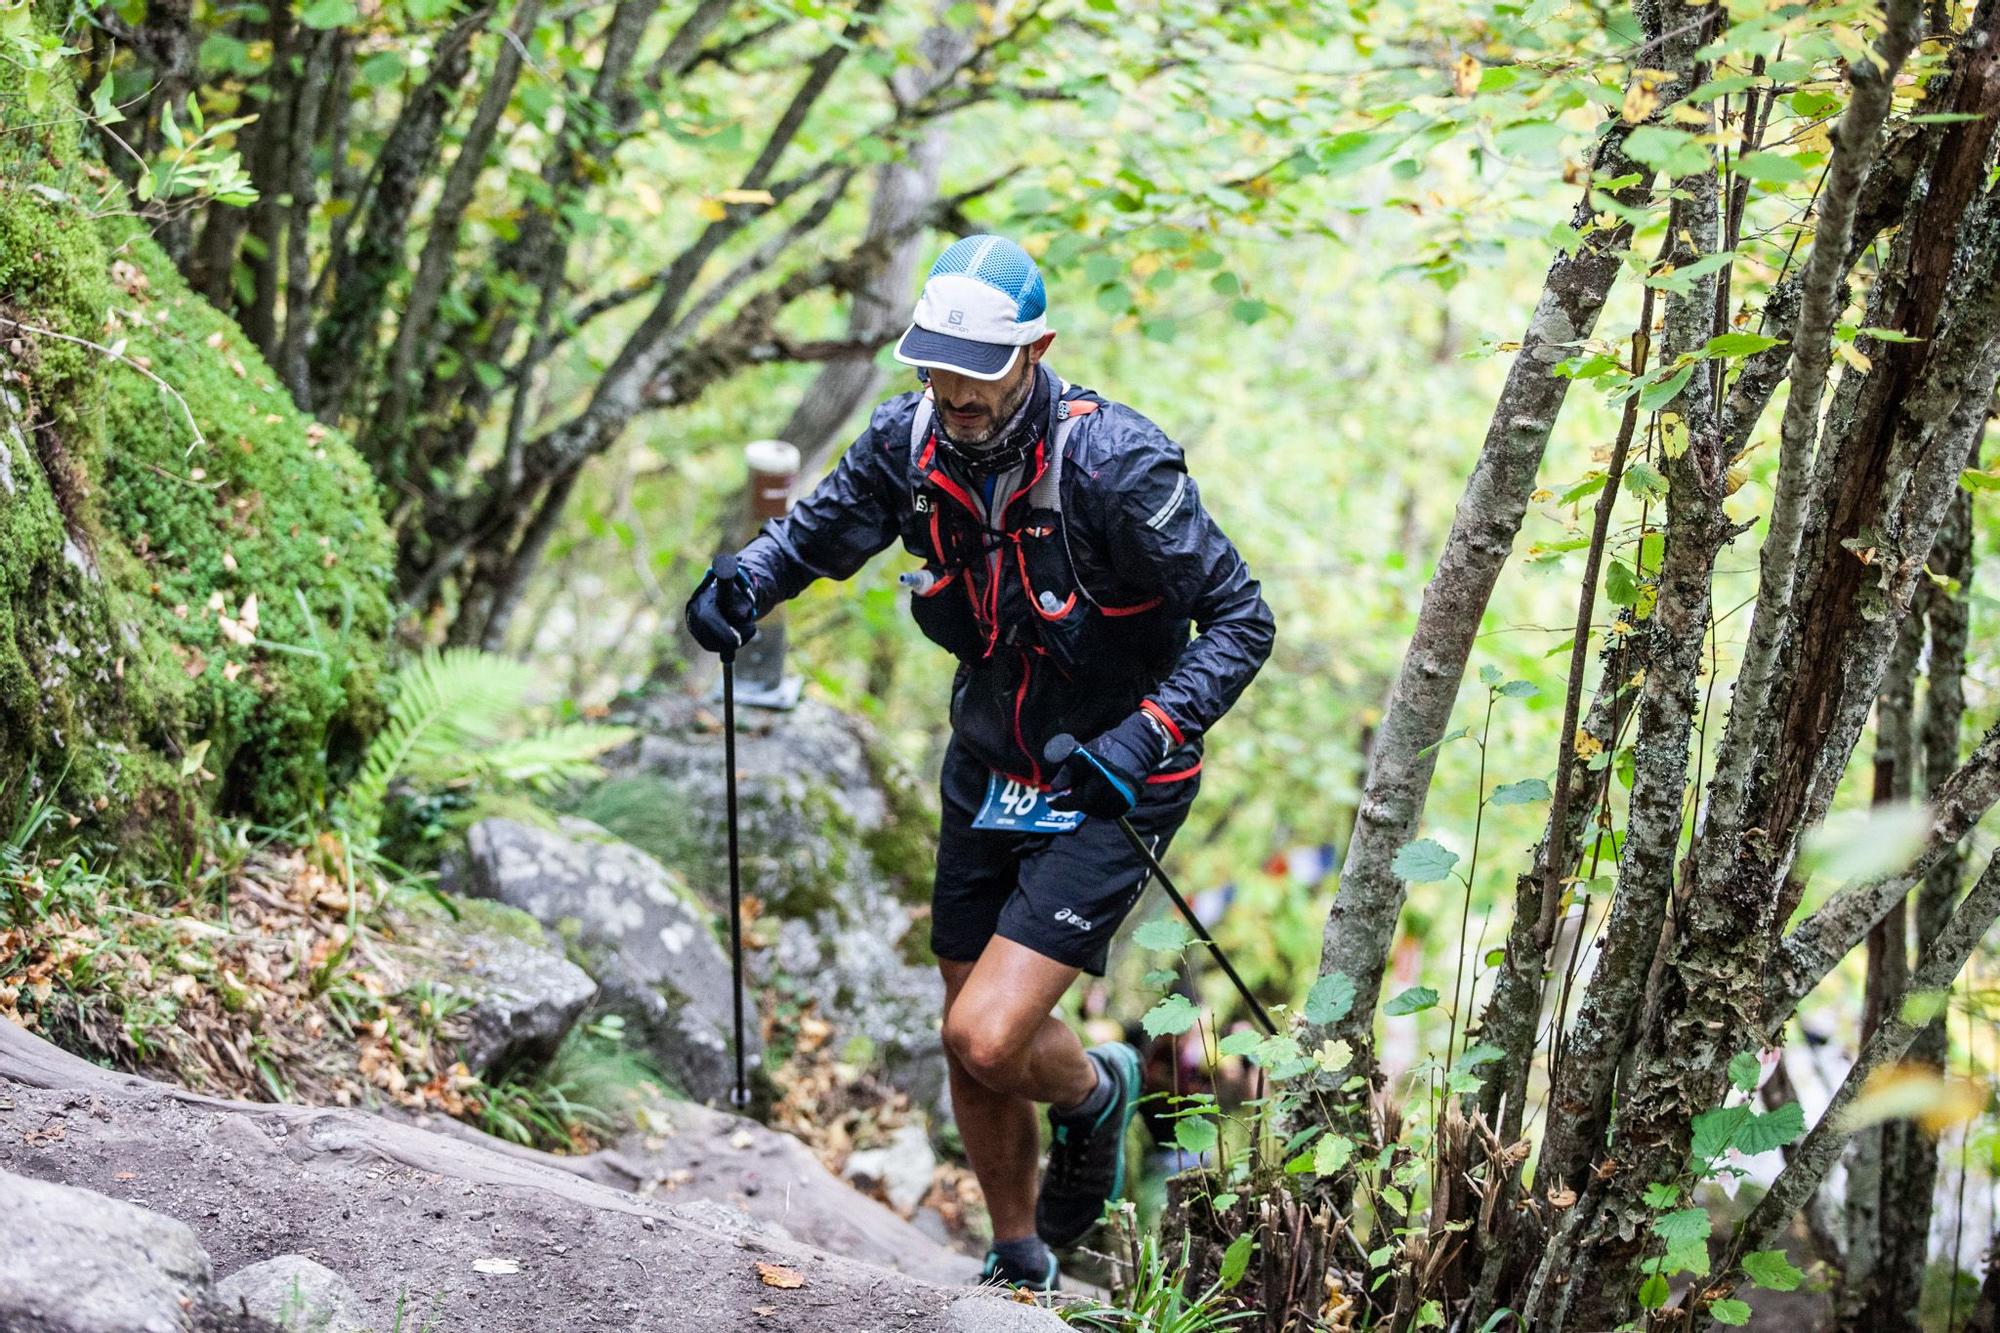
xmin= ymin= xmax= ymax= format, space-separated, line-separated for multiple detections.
xmin=893 ymin=234 xmax=1049 ymax=381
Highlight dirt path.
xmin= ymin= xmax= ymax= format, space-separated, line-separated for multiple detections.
xmin=0 ymin=1022 xmax=1059 ymax=1332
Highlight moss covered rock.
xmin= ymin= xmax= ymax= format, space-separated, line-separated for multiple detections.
xmin=0 ymin=59 xmax=392 ymax=843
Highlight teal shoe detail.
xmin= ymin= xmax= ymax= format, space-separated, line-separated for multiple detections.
xmin=1035 ymin=1041 xmax=1143 ymax=1249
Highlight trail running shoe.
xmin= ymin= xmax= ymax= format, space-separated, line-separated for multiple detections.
xmin=979 ymin=1247 xmax=1060 ymax=1292
xmin=1036 ymin=1041 xmax=1142 ymax=1249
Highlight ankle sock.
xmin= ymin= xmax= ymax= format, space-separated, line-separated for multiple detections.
xmin=991 ymin=1234 xmax=1052 ymax=1274
xmin=1054 ymin=1051 xmax=1113 ymax=1122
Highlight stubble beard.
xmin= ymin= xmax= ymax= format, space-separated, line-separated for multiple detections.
xmin=942 ymin=358 xmax=1034 ymax=449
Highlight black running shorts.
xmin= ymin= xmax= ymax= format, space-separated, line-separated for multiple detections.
xmin=930 ymin=736 xmax=1201 ymax=976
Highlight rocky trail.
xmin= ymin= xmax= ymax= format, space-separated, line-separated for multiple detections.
xmin=0 ymin=1019 xmax=1060 ymax=1332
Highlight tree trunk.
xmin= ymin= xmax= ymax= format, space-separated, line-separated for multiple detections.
xmin=1304 ymin=2 xmax=1668 ymax=1099
xmin=1839 ymin=611 xmax=1922 ymax=1325
xmin=1860 ymin=434 xmax=1982 ymax=1331
xmin=778 ymin=14 xmax=970 ymax=475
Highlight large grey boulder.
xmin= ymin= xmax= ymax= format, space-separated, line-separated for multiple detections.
xmin=0 ymin=1167 xmax=213 ymax=1332
xmin=579 ymin=695 xmax=948 ymax=1116
xmin=0 ymin=1020 xmax=1065 ymax=1332
xmin=213 ymin=1256 xmax=363 ymax=1333
xmin=464 ymin=815 xmax=758 ymax=1103
xmin=382 ymin=895 xmax=597 ymax=1077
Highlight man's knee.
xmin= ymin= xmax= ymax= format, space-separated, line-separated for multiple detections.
xmin=942 ymin=1006 xmax=1026 ymax=1090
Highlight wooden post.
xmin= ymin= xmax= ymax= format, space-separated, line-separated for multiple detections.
xmin=735 ymin=440 xmax=803 ymax=709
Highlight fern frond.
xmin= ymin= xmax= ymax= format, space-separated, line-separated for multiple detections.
xmin=465 ymin=724 xmax=639 ymax=793
xmin=337 ymin=648 xmax=536 ymax=836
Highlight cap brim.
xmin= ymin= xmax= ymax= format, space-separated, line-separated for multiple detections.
xmin=892 ymin=325 xmax=1022 ymax=381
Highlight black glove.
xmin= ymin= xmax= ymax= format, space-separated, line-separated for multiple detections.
xmin=685 ymin=558 xmax=759 ymax=655
xmin=1048 ymin=711 xmax=1171 ymax=818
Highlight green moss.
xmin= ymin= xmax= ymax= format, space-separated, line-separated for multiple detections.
xmin=95 ymin=218 xmax=394 ymax=822
xmin=0 ymin=23 xmax=394 ymax=846
xmin=403 ymin=892 xmax=553 ymax=949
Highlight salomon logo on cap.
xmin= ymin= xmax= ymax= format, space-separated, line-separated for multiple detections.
xmin=894 ymin=235 xmax=1049 ymax=382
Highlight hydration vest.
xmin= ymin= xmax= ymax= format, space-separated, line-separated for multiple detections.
xmin=898 ymin=377 xmax=1176 ymax=786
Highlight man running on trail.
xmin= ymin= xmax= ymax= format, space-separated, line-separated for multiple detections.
xmin=685 ymin=234 xmax=1273 ymax=1291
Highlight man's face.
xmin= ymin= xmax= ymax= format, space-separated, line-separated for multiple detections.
xmin=928 ymin=336 xmax=1050 ymax=445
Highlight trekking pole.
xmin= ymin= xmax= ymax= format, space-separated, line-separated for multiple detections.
xmin=1046 ymin=735 xmax=1278 ymax=1036
xmin=714 ymin=553 xmax=753 ymax=1110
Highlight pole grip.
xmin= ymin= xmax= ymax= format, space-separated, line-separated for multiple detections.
xmin=1044 ymin=733 xmax=1079 ymax=766
xmin=714 ymin=551 xmax=739 ymax=581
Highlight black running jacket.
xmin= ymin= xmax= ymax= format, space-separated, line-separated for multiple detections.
xmin=737 ymin=365 xmax=1274 ymax=788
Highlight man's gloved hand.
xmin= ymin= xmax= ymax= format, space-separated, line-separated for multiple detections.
xmin=1048 ymin=711 xmax=1171 ymax=818
xmin=685 ymin=559 xmax=759 ymax=655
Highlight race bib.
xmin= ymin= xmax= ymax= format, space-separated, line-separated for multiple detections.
xmin=972 ymin=773 xmax=1086 ymax=835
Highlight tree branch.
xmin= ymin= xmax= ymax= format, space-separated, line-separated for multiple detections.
xmin=1692 ymin=850 xmax=2000 ymax=1329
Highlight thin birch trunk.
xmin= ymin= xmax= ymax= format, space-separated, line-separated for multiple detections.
xmin=1697 ymin=0 xmax=1923 ymax=855
xmin=1536 ymin=82 xmax=1737 ymax=1290
xmin=1304 ymin=4 xmax=1668 ymax=1089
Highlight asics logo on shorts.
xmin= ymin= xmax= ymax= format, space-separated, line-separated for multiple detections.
xmin=1053 ymin=907 xmax=1094 ymax=931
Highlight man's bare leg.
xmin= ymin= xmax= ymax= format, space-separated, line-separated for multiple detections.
xmin=939 ymin=937 xmax=1098 ymax=1246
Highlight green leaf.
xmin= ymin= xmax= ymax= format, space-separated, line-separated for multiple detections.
xmin=1605 ymin=558 xmax=1639 ymax=607
xmin=1960 ymin=469 xmax=2000 ymax=493
xmin=1691 ymin=1104 xmax=1751 ymax=1162
xmin=1383 ymin=985 xmax=1439 ymax=1017
xmin=1490 ymin=778 xmax=1552 ymax=807
xmin=1653 ymin=1207 xmax=1713 ymax=1244
xmin=1418 ymin=726 xmax=1472 ymax=757
xmin=1211 ymin=1191 xmax=1239 ymax=1212
xmin=1623 ymin=125 xmax=1712 ymax=178
xmin=1317 ymin=129 xmax=1396 ymax=177
xmin=1638 ymin=1273 xmax=1669 ymax=1309
xmin=1218 ymin=1030 xmax=1263 ymax=1058
xmin=1313 ymin=1132 xmax=1355 ymax=1176
xmin=1559 ymin=473 xmax=1607 ymax=505
xmin=1143 ymin=993 xmax=1199 ymax=1039
xmin=1624 ymin=461 xmax=1669 ymax=501
xmin=1496 ymin=679 xmax=1540 ymax=698
xmin=1728 ymin=1051 xmax=1762 ymax=1093
xmin=1638 ymin=362 xmax=1697 ymax=411
xmin=1219 ymin=1233 xmax=1255 ymax=1288
xmin=1305 ymin=972 xmax=1356 ymax=1025
xmin=1133 ymin=918 xmax=1193 ymax=953
xmin=1733 ymin=151 xmax=1805 ymax=184
xmin=1641 ymin=1181 xmax=1681 ymax=1208
xmin=299 ymin=0 xmax=358 ymax=27
xmin=1857 ymin=326 xmax=1921 ymax=343
xmin=1734 ymin=1102 xmax=1806 ymax=1155
xmin=1479 ymin=664 xmax=1503 ymax=686
xmin=1392 ymin=838 xmax=1460 ymax=883
xmin=1452 ymin=1043 xmax=1504 ymax=1073
xmin=1703 ymin=332 xmax=1783 ymax=358
xmin=1175 ymin=1114 xmax=1219 ymax=1155
xmin=1742 ymin=1249 xmax=1804 ymax=1291
xmin=1710 ymin=1298 xmax=1753 ymax=1325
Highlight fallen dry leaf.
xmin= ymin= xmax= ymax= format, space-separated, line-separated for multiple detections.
xmin=756 ymin=1262 xmax=805 ymax=1289
xmin=752 ymin=1307 xmax=776 ymax=1318
xmin=472 ymin=1257 xmax=521 ymax=1275
xmin=729 ymin=1128 xmax=755 ymax=1150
